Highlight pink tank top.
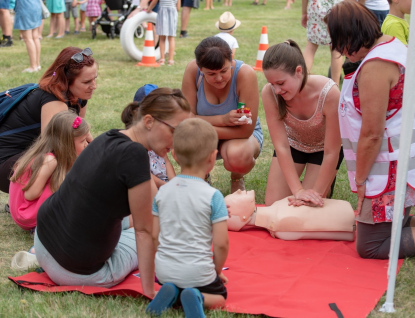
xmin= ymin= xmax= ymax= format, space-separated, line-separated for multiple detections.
xmin=9 ymin=153 xmax=55 ymax=231
xmin=272 ymin=79 xmax=336 ymax=153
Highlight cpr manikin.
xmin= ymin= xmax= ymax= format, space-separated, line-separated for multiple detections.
xmin=226 ymin=190 xmax=356 ymax=241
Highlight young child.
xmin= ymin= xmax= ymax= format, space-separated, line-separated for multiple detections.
xmin=146 ymin=118 xmax=229 ymax=318
xmin=86 ymin=0 xmax=101 ymax=31
xmin=214 ymin=11 xmax=240 ymax=59
xmin=147 ymin=0 xmax=180 ymax=66
xmin=381 ymin=0 xmax=411 ymax=45
xmin=9 ymin=111 xmax=90 ymax=232
xmin=64 ymin=0 xmax=80 ymax=34
xmin=123 ymin=84 xmax=176 ymax=198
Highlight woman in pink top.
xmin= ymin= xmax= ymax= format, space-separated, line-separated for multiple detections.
xmin=261 ymin=39 xmax=342 ymax=207
xmin=9 ymin=111 xmax=90 ymax=231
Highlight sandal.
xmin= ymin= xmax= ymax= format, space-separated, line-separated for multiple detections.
xmin=158 ymin=58 xmax=165 ymax=65
xmin=168 ymin=60 xmax=174 ymax=66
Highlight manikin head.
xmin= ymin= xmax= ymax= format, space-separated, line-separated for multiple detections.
xmin=225 ymin=189 xmax=256 ymax=220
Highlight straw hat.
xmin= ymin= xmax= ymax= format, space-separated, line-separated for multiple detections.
xmin=215 ymin=11 xmax=241 ymax=32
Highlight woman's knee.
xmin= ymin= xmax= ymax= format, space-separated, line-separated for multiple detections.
xmin=356 ymin=222 xmax=391 ymax=259
xmin=221 ymin=141 xmax=257 ymax=172
xmin=223 ymin=151 xmax=254 ymax=173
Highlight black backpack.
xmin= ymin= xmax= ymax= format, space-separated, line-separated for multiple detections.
xmin=0 ymin=83 xmax=40 ymax=137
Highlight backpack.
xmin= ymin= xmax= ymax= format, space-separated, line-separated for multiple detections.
xmin=0 ymin=83 xmax=40 ymax=137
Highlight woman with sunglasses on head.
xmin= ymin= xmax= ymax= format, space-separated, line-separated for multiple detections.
xmin=34 ymin=88 xmax=189 ymax=297
xmin=0 ymin=47 xmax=97 ymax=194
xmin=325 ymin=0 xmax=415 ymax=259
xmin=182 ymin=36 xmax=263 ymax=193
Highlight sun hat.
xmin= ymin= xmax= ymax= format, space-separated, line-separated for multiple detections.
xmin=133 ymin=84 xmax=158 ymax=103
xmin=215 ymin=11 xmax=241 ymax=32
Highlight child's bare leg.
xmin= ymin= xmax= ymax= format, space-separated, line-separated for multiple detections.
xmin=168 ymin=36 xmax=175 ymax=63
xmin=65 ymin=18 xmax=70 ymax=32
xmin=159 ymin=35 xmax=166 ymax=63
xmin=202 ymin=293 xmax=226 ymax=308
xmin=80 ymin=11 xmax=86 ymax=30
xmin=48 ymin=14 xmax=56 ymax=36
xmin=56 ymin=13 xmax=65 ymax=37
xmin=74 ymin=17 xmax=79 ymax=32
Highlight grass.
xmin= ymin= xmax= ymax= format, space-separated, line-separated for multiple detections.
xmin=1 ymin=1 xmax=414 ymax=317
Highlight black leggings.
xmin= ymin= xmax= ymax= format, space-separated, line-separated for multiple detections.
xmin=356 ymin=209 xmax=415 ymax=259
xmin=0 ymin=153 xmax=22 ymax=193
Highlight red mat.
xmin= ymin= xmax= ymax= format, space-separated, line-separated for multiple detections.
xmin=9 ymin=230 xmax=402 ymax=318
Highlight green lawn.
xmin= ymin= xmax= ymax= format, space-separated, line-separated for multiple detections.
xmin=1 ymin=1 xmax=414 ymax=317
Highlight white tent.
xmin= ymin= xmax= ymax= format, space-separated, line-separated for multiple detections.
xmin=380 ymin=7 xmax=415 ymax=313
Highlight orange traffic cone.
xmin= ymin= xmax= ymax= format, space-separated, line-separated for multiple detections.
xmin=136 ymin=23 xmax=160 ymax=68
xmin=252 ymin=26 xmax=269 ymax=72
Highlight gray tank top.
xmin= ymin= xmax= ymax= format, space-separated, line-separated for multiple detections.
xmin=195 ymin=60 xmax=262 ymax=138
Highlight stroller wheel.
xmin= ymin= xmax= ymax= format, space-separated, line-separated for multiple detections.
xmin=134 ymin=24 xmax=145 ymax=39
xmin=92 ymin=27 xmax=96 ymax=39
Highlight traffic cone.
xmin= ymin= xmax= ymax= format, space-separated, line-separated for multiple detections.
xmin=252 ymin=26 xmax=269 ymax=72
xmin=136 ymin=23 xmax=160 ymax=68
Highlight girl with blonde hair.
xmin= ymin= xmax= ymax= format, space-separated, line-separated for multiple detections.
xmin=9 ymin=111 xmax=90 ymax=231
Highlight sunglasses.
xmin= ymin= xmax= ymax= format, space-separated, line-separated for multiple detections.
xmin=71 ymin=48 xmax=93 ymax=63
xmin=153 ymin=117 xmax=176 ymax=133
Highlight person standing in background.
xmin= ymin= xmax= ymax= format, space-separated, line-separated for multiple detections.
xmin=359 ymin=0 xmax=389 ymax=26
xmin=14 ymin=0 xmax=42 ymax=72
xmin=381 ymin=0 xmax=410 ymax=45
xmin=46 ymin=0 xmax=66 ymax=38
xmin=301 ymin=0 xmax=343 ymax=85
xmin=0 ymin=0 xmax=13 ymax=46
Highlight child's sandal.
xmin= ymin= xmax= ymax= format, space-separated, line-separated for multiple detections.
xmin=168 ymin=60 xmax=174 ymax=66
xmin=158 ymin=58 xmax=165 ymax=65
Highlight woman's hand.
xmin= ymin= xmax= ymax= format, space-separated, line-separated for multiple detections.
xmin=223 ymin=110 xmax=252 ymax=126
xmin=301 ymin=14 xmax=307 ymax=28
xmin=355 ymin=184 xmax=366 ymax=215
xmin=290 ymin=189 xmax=324 ymax=207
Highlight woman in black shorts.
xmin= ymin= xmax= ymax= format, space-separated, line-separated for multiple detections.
xmin=261 ymin=39 xmax=342 ymax=207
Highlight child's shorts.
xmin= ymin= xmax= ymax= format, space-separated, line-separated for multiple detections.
xmin=80 ymin=2 xmax=87 ymax=11
xmin=193 ymin=275 xmax=227 ymax=299
xmin=159 ymin=275 xmax=227 ymax=299
xmin=64 ymin=3 xmax=79 ymax=18
xmin=273 ymin=146 xmax=344 ymax=170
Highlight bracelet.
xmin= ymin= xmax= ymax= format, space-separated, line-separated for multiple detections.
xmin=354 ymin=177 xmax=367 ymax=186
